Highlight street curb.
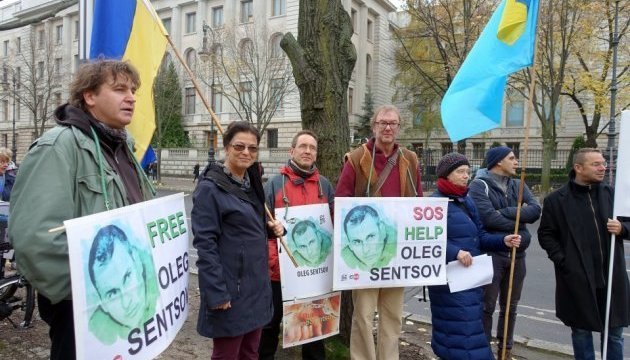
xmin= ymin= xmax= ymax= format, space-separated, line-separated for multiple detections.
xmin=402 ymin=311 xmax=574 ymax=357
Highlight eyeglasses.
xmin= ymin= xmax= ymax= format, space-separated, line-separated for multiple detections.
xmin=589 ymin=161 xmax=607 ymax=168
xmin=374 ymin=122 xmax=400 ymax=129
xmin=230 ymin=143 xmax=259 ymax=153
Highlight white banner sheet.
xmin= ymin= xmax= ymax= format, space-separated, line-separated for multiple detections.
xmin=333 ymin=197 xmax=448 ymax=290
xmin=66 ymin=193 xmax=190 ymax=360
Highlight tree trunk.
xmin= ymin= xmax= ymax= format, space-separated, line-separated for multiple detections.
xmin=541 ymin=130 xmax=556 ymax=196
xmin=280 ymin=0 xmax=356 ymax=184
xmin=281 ymin=0 xmax=357 ymax=344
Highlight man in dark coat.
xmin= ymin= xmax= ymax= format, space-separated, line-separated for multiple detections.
xmin=538 ymin=148 xmax=630 ymax=359
xmin=469 ymin=146 xmax=541 ymax=359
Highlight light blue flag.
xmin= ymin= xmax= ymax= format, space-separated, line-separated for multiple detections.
xmin=440 ymin=0 xmax=539 ymax=142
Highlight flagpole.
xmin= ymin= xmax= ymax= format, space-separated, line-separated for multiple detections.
xmin=499 ymin=3 xmax=542 ymax=359
xmin=164 ymin=35 xmax=224 ymax=136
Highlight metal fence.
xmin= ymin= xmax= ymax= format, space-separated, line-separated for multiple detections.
xmin=419 ymin=148 xmax=574 ymax=189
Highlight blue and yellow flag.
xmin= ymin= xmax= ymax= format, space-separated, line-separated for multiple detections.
xmin=440 ymin=0 xmax=538 ymax=142
xmin=90 ymin=0 xmax=168 ymax=159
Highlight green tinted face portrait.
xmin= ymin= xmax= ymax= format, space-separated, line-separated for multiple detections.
xmin=93 ymin=244 xmax=147 ymax=328
xmin=345 ymin=215 xmax=385 ymax=267
xmin=293 ymin=226 xmax=322 ymax=265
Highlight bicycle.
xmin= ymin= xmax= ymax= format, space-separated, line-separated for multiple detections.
xmin=0 ymin=241 xmax=36 ymax=328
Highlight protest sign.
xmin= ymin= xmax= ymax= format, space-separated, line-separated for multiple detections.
xmin=276 ymin=203 xmax=334 ymax=300
xmin=66 ymin=193 xmax=189 ymax=360
xmin=333 ymin=197 xmax=448 ymax=290
xmin=282 ymin=291 xmax=341 ymax=348
xmin=614 ymin=110 xmax=630 ymax=217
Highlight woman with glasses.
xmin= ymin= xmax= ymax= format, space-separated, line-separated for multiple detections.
xmin=192 ymin=121 xmax=284 ymax=359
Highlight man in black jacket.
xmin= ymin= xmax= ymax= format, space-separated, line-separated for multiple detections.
xmin=469 ymin=146 xmax=541 ymax=359
xmin=538 ymin=148 xmax=629 ymax=359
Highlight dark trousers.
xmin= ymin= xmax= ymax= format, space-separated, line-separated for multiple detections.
xmin=482 ymin=254 xmax=526 ymax=350
xmin=38 ymin=293 xmax=76 ymax=360
xmin=213 ymin=327 xmax=263 ymax=360
xmin=258 ymin=281 xmax=326 ymax=360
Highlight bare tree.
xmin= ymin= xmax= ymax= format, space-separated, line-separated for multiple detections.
xmin=511 ymin=0 xmax=583 ymax=193
xmin=10 ymin=27 xmax=61 ymax=138
xmin=199 ymin=23 xmax=294 ymax=134
xmin=393 ymin=0 xmax=497 ymax=146
xmin=561 ymin=0 xmax=629 ymax=147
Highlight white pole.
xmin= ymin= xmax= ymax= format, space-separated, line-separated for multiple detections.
xmin=78 ymin=0 xmax=93 ymax=61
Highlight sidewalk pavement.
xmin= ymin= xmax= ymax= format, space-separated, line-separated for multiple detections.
xmin=157 ymin=176 xmax=574 ymax=359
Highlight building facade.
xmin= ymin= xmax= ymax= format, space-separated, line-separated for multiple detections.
xmin=0 ymin=0 xmax=399 ymax=168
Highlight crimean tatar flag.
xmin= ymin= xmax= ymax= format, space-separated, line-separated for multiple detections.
xmin=440 ymin=0 xmax=538 ymax=142
xmin=498 ymin=0 xmax=531 ymax=45
xmin=90 ymin=0 xmax=168 ymax=159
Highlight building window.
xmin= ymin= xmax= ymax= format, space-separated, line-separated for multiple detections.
xmin=506 ymin=142 xmax=520 ymax=158
xmin=412 ymin=113 xmax=422 ymax=128
xmin=241 ymin=1 xmax=254 ymax=23
xmin=185 ymin=48 xmax=196 ymax=71
xmin=38 ymin=29 xmax=45 ymax=49
xmin=457 ymin=141 xmax=466 ymax=154
xmin=270 ymin=33 xmax=283 ymax=58
xmin=74 ymin=54 xmax=80 ymax=72
xmin=441 ymin=142 xmax=453 ymax=156
xmin=74 ymin=21 xmax=79 ymax=40
xmin=211 ymin=84 xmax=222 ymax=113
xmin=3 ymin=40 xmax=8 ymax=57
xmin=56 ymin=25 xmax=63 ymax=45
xmin=272 ymin=0 xmax=285 ymax=16
xmin=162 ymin=18 xmax=171 ymax=33
xmin=239 ymin=81 xmax=252 ymax=110
xmin=506 ymin=100 xmax=524 ymax=127
xmin=473 ymin=142 xmax=485 ymax=159
xmin=185 ymin=87 xmax=196 ymax=114
xmin=367 ymin=19 xmax=373 ymax=41
xmin=185 ymin=12 xmax=196 ymax=34
xmin=54 ymin=92 xmax=62 ymax=107
xmin=16 ymin=37 xmax=21 ymax=54
xmin=1 ymin=100 xmax=8 ymax=122
xmin=2 ymin=67 xmax=7 ymax=83
xmin=270 ymin=78 xmax=283 ymax=110
xmin=351 ymin=9 xmax=357 ymax=33
xmin=54 ymin=58 xmax=62 ymax=77
xmin=366 ymin=54 xmax=372 ymax=80
xmin=348 ymin=87 xmax=354 ymax=115
xmin=2 ymin=134 xmax=7 ymax=147
xmin=38 ymin=61 xmax=44 ymax=78
xmin=267 ymin=128 xmax=278 ymax=148
xmin=212 ymin=7 xmax=224 ymax=27
xmin=15 ymin=67 xmax=20 ymax=89
xmin=239 ymin=39 xmax=253 ymax=63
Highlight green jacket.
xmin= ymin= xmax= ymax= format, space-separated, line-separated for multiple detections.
xmin=9 ymin=125 xmax=154 ymax=304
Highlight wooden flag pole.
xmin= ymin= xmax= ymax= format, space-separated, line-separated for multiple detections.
xmin=165 ymin=35 xmax=224 ymax=136
xmin=264 ymin=204 xmax=299 ymax=268
xmin=499 ymin=13 xmax=541 ymax=360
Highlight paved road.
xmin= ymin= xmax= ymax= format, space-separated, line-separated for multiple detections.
xmin=403 ymin=222 xmax=630 ymax=358
xmin=159 ymin=187 xmax=630 ymax=358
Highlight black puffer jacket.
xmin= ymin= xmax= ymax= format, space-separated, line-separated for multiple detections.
xmin=469 ymin=174 xmax=541 ymax=258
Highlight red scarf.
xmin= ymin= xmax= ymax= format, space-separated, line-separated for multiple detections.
xmin=436 ymin=178 xmax=468 ymax=197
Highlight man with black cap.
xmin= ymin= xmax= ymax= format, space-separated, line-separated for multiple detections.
xmin=468 ymin=146 xmax=541 ymax=359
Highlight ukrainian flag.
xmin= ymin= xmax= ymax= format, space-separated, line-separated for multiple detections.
xmin=90 ymin=0 xmax=168 ymax=159
xmin=440 ymin=0 xmax=538 ymax=142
